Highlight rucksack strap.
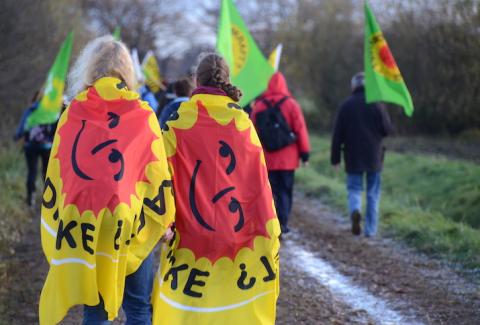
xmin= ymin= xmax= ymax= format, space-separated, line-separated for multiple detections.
xmin=274 ymin=96 xmax=289 ymax=110
xmin=261 ymin=96 xmax=289 ymax=111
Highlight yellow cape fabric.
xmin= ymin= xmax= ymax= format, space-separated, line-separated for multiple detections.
xmin=39 ymin=77 xmax=175 ymax=324
xmin=152 ymin=93 xmax=281 ymax=324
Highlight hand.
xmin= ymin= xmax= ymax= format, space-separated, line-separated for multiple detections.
xmin=161 ymin=227 xmax=174 ymax=242
xmin=299 ymin=152 xmax=310 ymax=167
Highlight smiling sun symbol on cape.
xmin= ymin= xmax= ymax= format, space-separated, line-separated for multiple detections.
xmin=56 ymin=88 xmax=157 ymax=216
xmin=168 ymin=101 xmax=276 ymax=263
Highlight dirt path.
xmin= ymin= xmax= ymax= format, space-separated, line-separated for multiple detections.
xmin=277 ymin=193 xmax=480 ymax=324
xmin=1 ymin=193 xmax=479 ymax=324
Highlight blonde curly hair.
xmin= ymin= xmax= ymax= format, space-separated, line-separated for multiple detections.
xmin=67 ymin=35 xmax=136 ymax=99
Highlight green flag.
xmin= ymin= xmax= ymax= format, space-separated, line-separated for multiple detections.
xmin=113 ymin=26 xmax=121 ymax=41
xmin=217 ymin=0 xmax=274 ymax=105
xmin=364 ymin=2 xmax=413 ymax=117
xmin=27 ymin=32 xmax=74 ymax=128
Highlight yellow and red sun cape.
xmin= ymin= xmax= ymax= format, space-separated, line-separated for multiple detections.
xmin=152 ymin=91 xmax=281 ymax=324
xmin=39 ymin=77 xmax=175 ymax=324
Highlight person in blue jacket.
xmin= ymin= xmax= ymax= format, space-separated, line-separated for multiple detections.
xmin=14 ymin=91 xmax=59 ymax=206
xmin=159 ymin=77 xmax=194 ymax=129
xmin=140 ymin=84 xmax=159 ymax=113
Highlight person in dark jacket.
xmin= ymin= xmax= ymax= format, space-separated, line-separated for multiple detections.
xmin=155 ymin=82 xmax=177 ymax=117
xmin=14 ymin=91 xmax=58 ymax=206
xmin=331 ymin=72 xmax=393 ymax=237
xmin=159 ymin=77 xmax=194 ymax=129
xmin=252 ymin=72 xmax=311 ymax=234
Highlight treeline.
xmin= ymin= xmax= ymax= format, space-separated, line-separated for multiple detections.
xmin=268 ymin=0 xmax=480 ymax=136
xmin=0 ymin=0 xmax=183 ymax=137
xmin=0 ymin=0 xmax=91 ymax=137
xmin=1 ymin=0 xmax=479 ymax=138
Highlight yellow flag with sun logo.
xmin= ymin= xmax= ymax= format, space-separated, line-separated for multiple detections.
xmin=39 ymin=77 xmax=175 ymax=324
xmin=142 ymin=50 xmax=164 ymax=93
xmin=217 ymin=0 xmax=274 ymax=106
xmin=27 ymin=32 xmax=73 ymax=129
xmin=152 ymin=91 xmax=281 ymax=324
xmin=268 ymin=44 xmax=283 ymax=71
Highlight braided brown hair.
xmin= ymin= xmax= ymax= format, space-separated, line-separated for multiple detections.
xmin=196 ymin=53 xmax=242 ymax=102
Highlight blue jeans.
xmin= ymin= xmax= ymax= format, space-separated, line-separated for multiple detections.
xmin=83 ymin=252 xmax=154 ymax=325
xmin=346 ymin=172 xmax=382 ymax=236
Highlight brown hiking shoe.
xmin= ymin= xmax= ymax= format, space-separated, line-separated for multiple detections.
xmin=351 ymin=210 xmax=361 ymax=235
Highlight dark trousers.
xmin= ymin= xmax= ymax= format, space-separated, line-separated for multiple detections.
xmin=268 ymin=170 xmax=295 ymax=231
xmin=24 ymin=145 xmax=50 ymax=200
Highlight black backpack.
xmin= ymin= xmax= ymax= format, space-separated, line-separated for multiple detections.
xmin=255 ymin=96 xmax=297 ymax=152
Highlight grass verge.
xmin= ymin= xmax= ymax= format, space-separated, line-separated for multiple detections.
xmin=0 ymin=144 xmax=31 ymax=254
xmin=0 ymin=143 xmax=33 ymax=319
xmin=296 ymin=136 xmax=480 ymax=270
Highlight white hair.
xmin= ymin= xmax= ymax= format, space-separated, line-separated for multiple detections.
xmin=67 ymin=35 xmax=136 ymax=99
xmin=351 ymin=72 xmax=365 ymax=92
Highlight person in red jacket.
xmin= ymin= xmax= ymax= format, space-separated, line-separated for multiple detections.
xmin=252 ymin=72 xmax=310 ymax=234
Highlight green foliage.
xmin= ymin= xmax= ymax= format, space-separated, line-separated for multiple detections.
xmin=0 ymin=144 xmax=29 ymax=321
xmin=0 ymin=0 xmax=91 ymax=134
xmin=0 ymin=144 xmax=30 ymax=256
xmin=275 ymin=0 xmax=480 ymax=135
xmin=382 ymin=153 xmax=480 ymax=228
xmin=277 ymin=0 xmax=361 ymax=132
xmin=387 ymin=1 xmax=480 ymax=134
xmin=296 ymin=135 xmax=480 ymax=269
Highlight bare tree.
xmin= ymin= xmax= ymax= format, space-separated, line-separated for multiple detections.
xmin=0 ymin=0 xmax=90 ymax=133
xmin=81 ymin=0 xmax=183 ymax=58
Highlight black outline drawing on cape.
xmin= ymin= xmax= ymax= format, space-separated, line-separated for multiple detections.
xmin=72 ymin=120 xmax=93 ymax=180
xmin=219 ymin=141 xmax=236 ymax=175
xmin=188 ymin=140 xmax=245 ymax=233
xmin=71 ymin=119 xmax=125 ymax=182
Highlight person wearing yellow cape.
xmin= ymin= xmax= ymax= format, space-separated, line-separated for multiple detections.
xmin=152 ymin=53 xmax=281 ymax=324
xmin=39 ymin=36 xmax=175 ymax=324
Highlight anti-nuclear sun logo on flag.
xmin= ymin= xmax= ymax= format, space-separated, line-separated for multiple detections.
xmin=42 ymin=75 xmax=64 ymax=112
xmin=370 ymin=32 xmax=402 ymax=82
xmin=231 ymin=25 xmax=249 ymax=77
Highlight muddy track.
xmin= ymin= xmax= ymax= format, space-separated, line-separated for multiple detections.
xmin=278 ymin=193 xmax=480 ymax=324
xmin=1 ymin=193 xmax=479 ymax=324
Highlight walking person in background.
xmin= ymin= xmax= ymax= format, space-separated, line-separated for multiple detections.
xmin=39 ymin=36 xmax=175 ymax=325
xmin=140 ymin=83 xmax=159 ymax=113
xmin=13 ymin=90 xmax=57 ymax=206
xmin=252 ymin=72 xmax=310 ymax=235
xmin=331 ymin=72 xmax=393 ymax=237
xmin=159 ymin=76 xmax=194 ymax=129
xmin=155 ymin=82 xmax=176 ymax=116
